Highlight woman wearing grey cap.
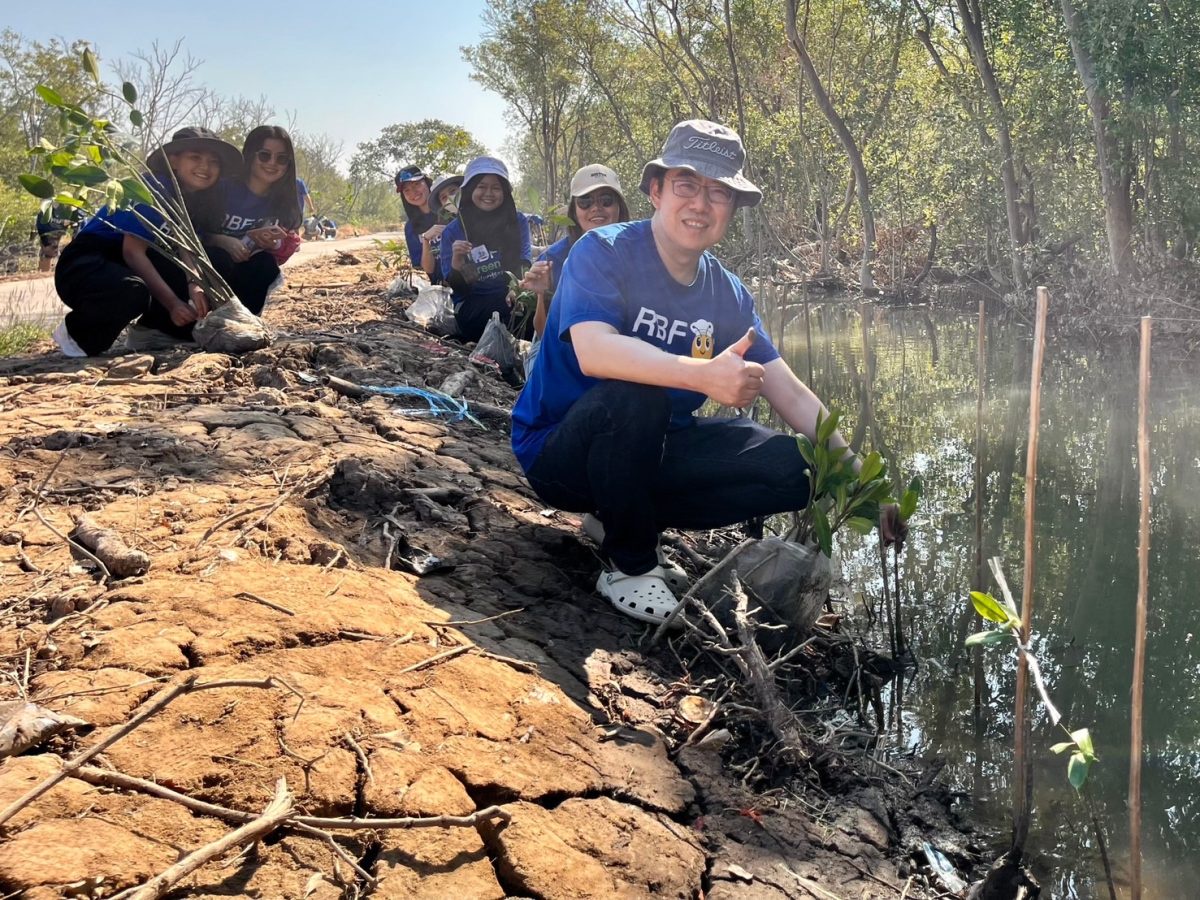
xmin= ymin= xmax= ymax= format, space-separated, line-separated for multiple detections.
xmin=521 ymin=164 xmax=631 ymax=339
xmin=511 ymin=120 xmax=906 ymax=625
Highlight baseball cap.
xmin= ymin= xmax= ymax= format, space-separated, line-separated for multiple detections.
xmin=394 ymin=164 xmax=430 ymax=192
xmin=568 ymin=164 xmax=626 ymax=203
xmin=639 ymin=120 xmax=761 ymax=209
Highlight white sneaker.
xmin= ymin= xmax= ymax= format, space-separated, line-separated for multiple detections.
xmin=581 ymin=514 xmax=690 ymax=594
xmin=597 ymin=566 xmax=681 ymax=625
xmin=52 ymin=320 xmax=88 ymax=358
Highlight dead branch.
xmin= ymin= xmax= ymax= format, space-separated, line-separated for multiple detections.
xmin=69 ymin=515 xmax=151 ymax=578
xmin=343 ymin=733 xmax=374 ymax=787
xmin=651 ymin=538 xmax=756 ymax=643
xmin=396 ymin=645 xmax=470 ymax=675
xmin=233 ymin=591 xmax=296 ymax=616
xmin=427 ymin=608 xmax=524 ymax=628
xmin=0 ymin=674 xmax=301 ymax=828
xmin=71 ymin=765 xmax=511 ymax=831
xmin=116 ymin=776 xmax=294 ymax=900
xmin=24 ymin=456 xmax=113 ymax=582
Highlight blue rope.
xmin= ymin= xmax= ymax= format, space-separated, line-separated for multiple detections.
xmin=364 ymin=385 xmax=483 ymax=427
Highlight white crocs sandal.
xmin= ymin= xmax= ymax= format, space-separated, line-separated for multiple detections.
xmin=581 ymin=515 xmax=691 ymax=595
xmin=597 ymin=566 xmax=680 ymax=625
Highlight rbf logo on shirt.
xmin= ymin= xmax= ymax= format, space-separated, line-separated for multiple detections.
xmin=632 ymin=307 xmax=715 ymax=358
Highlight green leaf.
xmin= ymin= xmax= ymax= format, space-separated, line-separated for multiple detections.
xmin=971 ymin=591 xmax=1013 ymax=624
xmin=82 ymin=47 xmax=101 ymax=82
xmin=846 ymin=516 xmax=875 ymax=535
xmin=18 ymin=174 xmax=55 ymax=199
xmin=53 ymin=193 xmax=87 ymax=209
xmin=812 ymin=506 xmax=832 ymax=557
xmin=60 ymin=165 xmax=110 ymax=187
xmin=965 ymin=629 xmax=1011 ymax=648
xmin=119 ymin=177 xmax=155 ymax=206
xmin=36 ymin=84 xmax=65 ymax=107
xmin=817 ymin=410 xmax=840 ymax=444
xmin=1067 ymin=751 xmax=1092 ymax=790
xmin=858 ymin=451 xmax=883 ymax=484
xmin=65 ymin=107 xmax=90 ymax=127
xmin=900 ymin=476 xmax=924 ymax=519
xmin=796 ymin=435 xmax=815 ymax=467
xmin=1071 ymin=728 xmax=1095 ymax=758
xmin=1050 ymin=742 xmax=1075 ymax=755
xmin=122 ymin=81 xmax=138 ymax=103
xmin=129 ymin=109 xmax=144 ymax=128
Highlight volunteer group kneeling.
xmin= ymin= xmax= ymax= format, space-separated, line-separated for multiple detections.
xmin=45 ymin=117 xmax=905 ymax=626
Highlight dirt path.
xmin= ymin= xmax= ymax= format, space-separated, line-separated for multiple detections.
xmin=0 ymin=233 xmax=401 ymax=328
xmin=0 ymin=254 xmax=978 ymax=899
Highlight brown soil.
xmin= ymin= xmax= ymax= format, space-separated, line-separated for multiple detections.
xmin=0 ymin=255 xmax=980 ymax=898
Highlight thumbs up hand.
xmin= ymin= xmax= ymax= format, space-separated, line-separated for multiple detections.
xmin=702 ymin=327 xmax=764 ymax=408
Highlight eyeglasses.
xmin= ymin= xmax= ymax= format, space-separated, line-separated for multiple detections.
xmin=575 ymin=193 xmax=617 ymax=210
xmin=668 ymin=176 xmax=735 ymax=206
xmin=255 ymin=150 xmax=291 ymax=166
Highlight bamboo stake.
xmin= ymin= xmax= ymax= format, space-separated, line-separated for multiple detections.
xmin=1011 ymin=286 xmax=1049 ymax=855
xmin=1129 ymin=316 xmax=1152 ymax=900
xmin=974 ymin=300 xmax=987 ymax=714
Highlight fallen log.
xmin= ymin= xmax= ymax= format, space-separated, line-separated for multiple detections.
xmin=69 ymin=514 xmax=150 ymax=578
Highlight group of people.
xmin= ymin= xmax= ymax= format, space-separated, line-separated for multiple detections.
xmin=51 ymin=125 xmax=307 ymax=357
xmin=394 ymin=120 xmax=905 ymax=626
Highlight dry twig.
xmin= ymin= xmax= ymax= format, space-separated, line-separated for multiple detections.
xmin=233 ymin=591 xmax=296 ymax=616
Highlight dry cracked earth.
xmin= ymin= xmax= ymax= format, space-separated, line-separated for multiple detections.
xmin=0 ymin=255 xmax=977 ymax=899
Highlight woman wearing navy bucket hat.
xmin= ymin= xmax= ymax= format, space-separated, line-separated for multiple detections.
xmin=512 ymin=120 xmax=907 ymax=625
xmin=438 ymin=156 xmax=532 ymax=342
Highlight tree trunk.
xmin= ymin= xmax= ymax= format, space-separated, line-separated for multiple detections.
xmin=784 ymin=0 xmax=876 ymax=292
xmin=1060 ymin=0 xmax=1135 ymax=278
xmin=956 ymin=0 xmax=1027 ymax=291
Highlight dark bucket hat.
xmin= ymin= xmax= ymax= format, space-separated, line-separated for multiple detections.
xmin=640 ymin=119 xmax=761 ymax=209
xmin=148 ymin=126 xmax=242 ymax=177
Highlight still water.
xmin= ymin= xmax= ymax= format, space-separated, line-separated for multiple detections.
xmin=778 ymin=301 xmax=1200 ymax=898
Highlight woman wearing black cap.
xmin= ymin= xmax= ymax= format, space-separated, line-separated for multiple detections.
xmin=51 ymin=126 xmax=238 ymax=356
xmin=396 ymin=165 xmax=444 ymax=284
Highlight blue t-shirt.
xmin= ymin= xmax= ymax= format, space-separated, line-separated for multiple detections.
xmin=218 ymin=180 xmax=275 ymax=236
xmin=439 ymin=213 xmax=532 ymax=307
xmin=296 ymin=178 xmax=310 ymax=211
xmin=77 ymin=175 xmax=170 ymax=244
xmin=511 ymin=219 xmax=780 ymax=470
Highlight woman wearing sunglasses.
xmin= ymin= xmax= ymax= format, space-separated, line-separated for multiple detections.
xmin=521 ymin=164 xmax=630 ymax=338
xmin=204 ymin=125 xmax=303 ymax=314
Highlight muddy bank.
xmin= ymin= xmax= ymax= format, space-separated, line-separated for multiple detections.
xmin=0 ymin=256 xmax=980 ymax=898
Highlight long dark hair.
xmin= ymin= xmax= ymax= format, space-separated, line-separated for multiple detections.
xmin=399 ymin=173 xmax=437 ymax=235
xmin=241 ymin=125 xmax=302 ymax=229
xmin=146 ymin=151 xmax=225 ymax=235
xmin=458 ymin=173 xmax=525 ymax=275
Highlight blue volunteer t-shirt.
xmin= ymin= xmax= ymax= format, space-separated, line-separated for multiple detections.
xmin=77 ymin=175 xmax=170 ymax=244
xmin=511 ymin=219 xmax=780 ymax=470
xmin=296 ymin=178 xmax=310 ymax=211
xmin=438 ymin=212 xmax=532 ymax=307
xmin=218 ymin=180 xmax=275 ymax=236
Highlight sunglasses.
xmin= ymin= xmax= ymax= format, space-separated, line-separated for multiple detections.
xmin=575 ymin=193 xmax=617 ymax=210
xmin=255 ymin=150 xmax=292 ymax=165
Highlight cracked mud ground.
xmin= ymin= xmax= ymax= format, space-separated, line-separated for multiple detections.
xmin=0 ymin=255 xmax=975 ymax=899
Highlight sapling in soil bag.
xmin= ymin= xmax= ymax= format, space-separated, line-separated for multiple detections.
xmin=470 ymin=311 xmax=524 ymax=387
xmin=193 ymin=297 xmax=273 ymax=353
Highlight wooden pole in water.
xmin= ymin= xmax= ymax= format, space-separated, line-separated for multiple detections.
xmin=1129 ymin=316 xmax=1152 ymax=900
xmin=1012 ymin=286 xmax=1049 ymax=856
xmin=973 ymin=301 xmax=987 ymax=715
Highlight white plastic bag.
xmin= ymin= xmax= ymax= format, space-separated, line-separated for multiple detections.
xmin=405 ymin=284 xmax=453 ymax=327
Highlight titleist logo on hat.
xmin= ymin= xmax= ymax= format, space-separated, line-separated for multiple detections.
xmin=683 ymin=136 xmax=739 ymax=161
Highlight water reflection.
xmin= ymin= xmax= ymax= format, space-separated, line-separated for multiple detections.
xmin=776 ymin=302 xmax=1200 ymax=899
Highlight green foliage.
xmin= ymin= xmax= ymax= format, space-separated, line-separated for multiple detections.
xmin=0 ymin=323 xmax=48 ymax=356
xmin=372 ymin=238 xmax=409 ymax=270
xmin=505 ymin=271 xmax=538 ymax=337
xmin=792 ymin=411 xmax=909 ymax=556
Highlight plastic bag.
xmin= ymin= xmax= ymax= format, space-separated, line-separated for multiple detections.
xmin=194 ymin=297 xmax=273 ymax=354
xmin=470 ymin=311 xmax=524 ymax=387
xmin=405 ymin=284 xmax=453 ymax=326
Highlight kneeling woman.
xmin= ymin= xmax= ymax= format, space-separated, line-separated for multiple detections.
xmin=52 ymin=127 xmax=237 ymax=356
xmin=206 ymin=125 xmax=303 ymax=313
xmin=439 ymin=157 xmax=531 ymax=342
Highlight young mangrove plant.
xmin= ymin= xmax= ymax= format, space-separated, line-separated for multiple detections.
xmin=19 ymin=47 xmax=235 ymax=309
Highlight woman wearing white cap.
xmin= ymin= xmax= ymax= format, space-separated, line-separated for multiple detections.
xmin=438 ymin=156 xmax=532 ymax=342
xmin=521 ymin=164 xmax=630 ymax=338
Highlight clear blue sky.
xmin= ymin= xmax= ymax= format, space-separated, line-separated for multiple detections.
xmin=5 ymin=0 xmax=509 ymax=171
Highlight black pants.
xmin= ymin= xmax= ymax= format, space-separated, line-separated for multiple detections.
xmin=207 ymin=247 xmax=279 ymax=316
xmin=525 ymin=381 xmax=812 ymax=575
xmin=455 ymin=293 xmax=512 ymax=343
xmin=55 ymin=235 xmax=192 ymax=355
